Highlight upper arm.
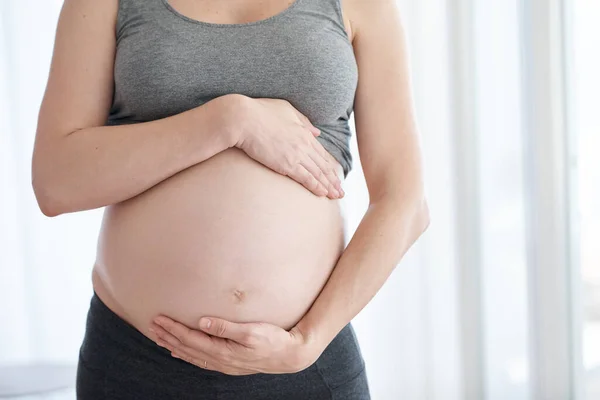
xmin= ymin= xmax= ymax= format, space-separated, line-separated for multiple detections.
xmin=346 ymin=0 xmax=424 ymax=204
xmin=35 ymin=0 xmax=118 ymax=143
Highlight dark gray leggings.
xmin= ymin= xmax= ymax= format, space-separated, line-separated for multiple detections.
xmin=76 ymin=293 xmax=371 ymax=399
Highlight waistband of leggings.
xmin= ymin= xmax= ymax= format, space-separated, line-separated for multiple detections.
xmin=81 ymin=292 xmax=235 ymax=379
xmin=86 ymin=291 xmax=173 ymax=358
xmin=85 ymin=291 xmax=360 ymax=368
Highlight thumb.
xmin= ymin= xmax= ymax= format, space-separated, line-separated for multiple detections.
xmin=199 ymin=317 xmax=247 ymax=342
xmin=302 ymin=117 xmax=321 ymax=136
xmin=294 ymin=110 xmax=320 ymax=136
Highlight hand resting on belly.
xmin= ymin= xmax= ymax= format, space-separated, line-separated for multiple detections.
xmin=93 ymin=97 xmax=348 ymax=346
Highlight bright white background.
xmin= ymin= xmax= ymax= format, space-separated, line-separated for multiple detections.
xmin=0 ymin=0 xmax=597 ymax=399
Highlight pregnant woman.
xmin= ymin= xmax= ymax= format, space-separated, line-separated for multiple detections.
xmin=32 ymin=0 xmax=429 ymax=398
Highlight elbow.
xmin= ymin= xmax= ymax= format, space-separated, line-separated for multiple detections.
xmin=416 ymin=196 xmax=431 ymax=235
xmin=373 ymin=189 xmax=430 ymax=236
xmin=401 ymin=190 xmax=430 ymax=238
xmin=31 ymin=142 xmax=78 ymax=217
xmin=32 ymin=168 xmax=99 ymax=216
xmin=31 ymin=132 xmax=85 ymax=217
xmin=39 ymin=204 xmax=62 ymax=218
xmin=32 ymin=177 xmax=65 ymax=217
xmin=38 ymin=200 xmax=63 ymax=218
xmin=31 ymin=163 xmax=67 ymax=217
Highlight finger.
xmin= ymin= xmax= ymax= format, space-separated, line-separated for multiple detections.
xmin=308 ymin=125 xmax=321 ymax=137
xmin=302 ymin=120 xmax=321 ymax=137
xmin=155 ymin=333 xmax=217 ymax=365
xmin=152 ymin=323 xmax=219 ymax=362
xmin=153 ymin=326 xmax=235 ymax=369
xmin=152 ymin=320 xmax=245 ymax=368
xmin=311 ymin=137 xmax=340 ymax=172
xmin=306 ymin=145 xmax=343 ymax=196
xmin=300 ymin=156 xmax=340 ymax=199
xmin=293 ymin=110 xmax=321 ymax=136
xmin=170 ymin=347 xmax=256 ymax=376
xmin=170 ymin=348 xmax=219 ymax=372
xmin=150 ymin=323 xmax=184 ymax=349
xmin=153 ymin=316 xmax=226 ymax=354
xmin=198 ymin=318 xmax=256 ymax=345
xmin=310 ymin=140 xmax=343 ymax=192
xmin=288 ymin=164 xmax=329 ymax=197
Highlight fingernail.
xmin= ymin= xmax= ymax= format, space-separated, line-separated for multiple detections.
xmin=200 ymin=318 xmax=211 ymax=329
xmin=149 ymin=327 xmax=156 ymax=334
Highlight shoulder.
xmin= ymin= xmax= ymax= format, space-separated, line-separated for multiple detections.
xmin=339 ymin=0 xmax=403 ymax=44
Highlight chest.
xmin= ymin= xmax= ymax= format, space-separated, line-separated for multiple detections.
xmin=111 ymin=10 xmax=357 ymax=125
xmin=166 ymin=0 xmax=298 ymax=25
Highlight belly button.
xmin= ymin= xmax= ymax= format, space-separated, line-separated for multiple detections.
xmin=232 ymin=289 xmax=246 ymax=304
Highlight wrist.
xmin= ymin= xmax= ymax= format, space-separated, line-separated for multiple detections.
xmin=288 ymin=328 xmax=319 ymax=372
xmin=290 ymin=320 xmax=328 ymax=369
xmin=212 ymin=93 xmax=251 ymax=149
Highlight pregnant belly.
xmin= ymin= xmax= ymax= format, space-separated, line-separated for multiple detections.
xmin=92 ymin=147 xmax=347 ymax=339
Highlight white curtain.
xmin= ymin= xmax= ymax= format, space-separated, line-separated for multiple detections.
xmin=0 ymin=0 xmax=109 ymax=364
xmin=0 ymin=0 xmax=588 ymax=399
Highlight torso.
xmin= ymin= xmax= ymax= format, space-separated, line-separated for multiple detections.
xmin=94 ymin=0 xmax=357 ymax=338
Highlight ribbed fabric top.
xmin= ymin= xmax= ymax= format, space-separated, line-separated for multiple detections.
xmin=108 ymin=0 xmax=359 ymax=178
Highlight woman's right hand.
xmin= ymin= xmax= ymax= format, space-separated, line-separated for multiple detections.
xmin=227 ymin=96 xmax=344 ymax=199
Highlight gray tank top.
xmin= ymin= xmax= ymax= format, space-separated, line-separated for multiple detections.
xmin=108 ymin=0 xmax=359 ymax=178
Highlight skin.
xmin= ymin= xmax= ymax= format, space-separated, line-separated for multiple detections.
xmin=148 ymin=0 xmax=430 ymax=375
xmin=32 ymin=0 xmax=343 ymax=217
xmin=33 ymin=0 xmax=429 ymax=378
xmin=33 ymin=0 xmax=348 ymax=341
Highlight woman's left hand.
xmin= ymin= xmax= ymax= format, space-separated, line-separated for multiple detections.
xmin=148 ymin=316 xmax=323 ymax=376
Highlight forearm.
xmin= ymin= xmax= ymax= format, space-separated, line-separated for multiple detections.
xmin=32 ymin=94 xmax=240 ymax=216
xmin=296 ymin=194 xmax=430 ymax=347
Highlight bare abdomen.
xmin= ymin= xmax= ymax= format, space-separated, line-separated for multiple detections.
xmin=92 ymin=147 xmax=346 ymax=338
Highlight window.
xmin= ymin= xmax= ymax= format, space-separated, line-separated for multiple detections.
xmin=569 ymin=0 xmax=600 ymax=398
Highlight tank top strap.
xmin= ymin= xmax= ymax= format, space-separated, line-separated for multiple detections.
xmin=294 ymin=0 xmax=349 ymax=41
xmin=114 ymin=0 xmax=155 ymax=43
